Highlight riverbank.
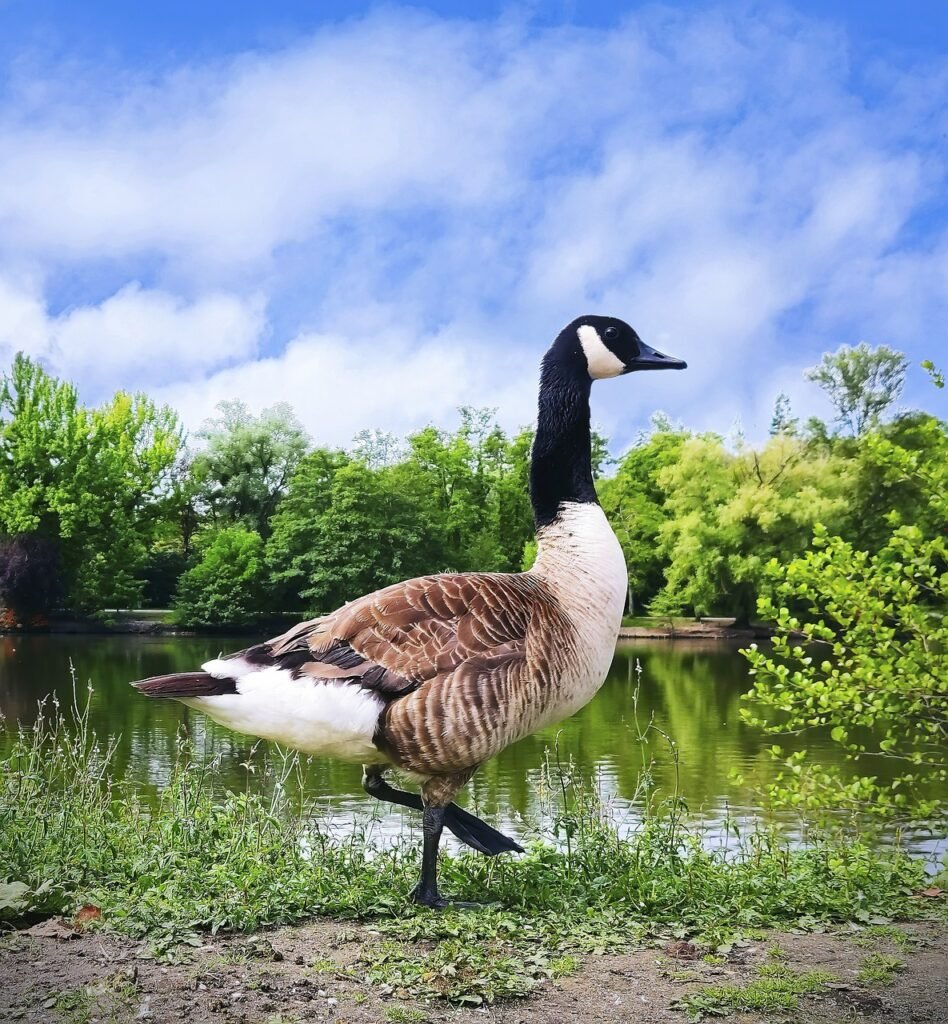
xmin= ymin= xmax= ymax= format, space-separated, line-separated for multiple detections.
xmin=4 ymin=696 xmax=948 ymax=1022
xmin=0 ymin=609 xmax=294 ymax=637
xmin=3 ymin=915 xmax=945 ymax=1023
xmin=2 ymin=611 xmax=771 ymax=640
xmin=3 ymin=706 xmax=946 ymax=1020
xmin=619 ymin=617 xmax=771 ymax=640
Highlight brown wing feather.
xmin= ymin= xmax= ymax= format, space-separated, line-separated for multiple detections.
xmin=261 ymin=572 xmax=573 ymax=774
xmin=268 ymin=573 xmax=543 ymax=685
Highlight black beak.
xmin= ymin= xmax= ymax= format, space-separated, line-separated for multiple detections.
xmin=625 ymin=339 xmax=687 ymax=372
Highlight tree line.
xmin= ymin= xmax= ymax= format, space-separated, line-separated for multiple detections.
xmin=0 ymin=343 xmax=942 ymax=630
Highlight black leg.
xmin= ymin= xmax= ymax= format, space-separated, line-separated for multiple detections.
xmin=362 ymin=766 xmax=524 ymax=857
xmin=410 ymin=805 xmax=448 ymax=908
xmin=362 ymin=767 xmax=423 ymax=812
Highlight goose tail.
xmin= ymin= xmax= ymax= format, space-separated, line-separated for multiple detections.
xmin=131 ymin=672 xmax=238 ymax=698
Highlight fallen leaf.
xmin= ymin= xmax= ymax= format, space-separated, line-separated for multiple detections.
xmin=74 ymin=904 xmax=102 ymax=928
xmin=917 ymin=887 xmax=944 ymax=899
xmin=664 ymin=940 xmax=699 ymax=959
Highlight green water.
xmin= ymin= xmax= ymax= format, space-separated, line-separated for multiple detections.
xmin=1 ymin=633 xmax=943 ymax=861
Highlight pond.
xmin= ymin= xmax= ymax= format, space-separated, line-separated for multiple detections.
xmin=1 ymin=633 xmax=943 ymax=864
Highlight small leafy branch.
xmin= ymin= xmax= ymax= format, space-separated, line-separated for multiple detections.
xmin=741 ymin=419 xmax=947 ymax=820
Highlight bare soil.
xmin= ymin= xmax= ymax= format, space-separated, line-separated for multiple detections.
xmin=1 ymin=917 xmax=945 ymax=1024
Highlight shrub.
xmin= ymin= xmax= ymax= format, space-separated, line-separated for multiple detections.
xmin=172 ymin=527 xmax=268 ymax=627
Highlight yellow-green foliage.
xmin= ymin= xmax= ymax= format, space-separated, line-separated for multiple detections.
xmin=652 ymin=434 xmax=850 ymax=621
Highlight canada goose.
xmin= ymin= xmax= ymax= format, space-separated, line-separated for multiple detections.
xmin=131 ymin=316 xmax=686 ymax=907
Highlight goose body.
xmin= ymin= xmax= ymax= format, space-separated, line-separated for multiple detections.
xmin=132 ymin=315 xmax=685 ymax=905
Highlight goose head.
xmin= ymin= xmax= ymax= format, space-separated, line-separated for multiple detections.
xmin=546 ymin=314 xmax=686 ymax=380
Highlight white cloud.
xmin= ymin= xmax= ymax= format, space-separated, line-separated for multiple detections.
xmin=0 ymin=278 xmax=264 ymax=390
xmin=0 ymin=275 xmax=49 ymax=358
xmin=157 ymin=319 xmax=538 ymax=446
xmin=0 ymin=14 xmax=523 ymax=273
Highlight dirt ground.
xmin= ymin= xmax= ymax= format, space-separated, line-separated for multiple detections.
xmin=1 ymin=917 xmax=945 ymax=1023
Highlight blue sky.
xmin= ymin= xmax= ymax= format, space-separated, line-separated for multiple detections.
xmin=0 ymin=1 xmax=945 ymax=450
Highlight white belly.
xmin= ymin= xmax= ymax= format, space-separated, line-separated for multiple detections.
xmin=184 ymin=665 xmax=387 ymax=763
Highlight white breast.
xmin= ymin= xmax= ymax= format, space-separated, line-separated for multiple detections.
xmin=528 ymin=501 xmax=627 ymax=720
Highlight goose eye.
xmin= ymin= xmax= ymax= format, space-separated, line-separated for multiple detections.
xmin=603 ymin=326 xmax=619 ymax=341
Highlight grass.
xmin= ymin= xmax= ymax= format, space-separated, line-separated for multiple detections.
xmin=674 ymin=963 xmax=836 ymax=1019
xmin=364 ymin=936 xmax=550 ymax=1004
xmin=849 ymin=923 xmax=914 ymax=949
xmin=857 ymin=951 xmax=906 ymax=986
xmin=0 ymin=694 xmax=938 ymax=1004
xmin=384 ymin=1008 xmax=429 ymax=1023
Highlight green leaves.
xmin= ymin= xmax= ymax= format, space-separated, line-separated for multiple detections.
xmin=741 ymin=415 xmax=948 ymax=819
xmin=0 ymin=881 xmax=30 ymax=914
xmin=264 ymin=410 xmax=534 ymax=615
xmin=650 ymin=434 xmax=850 ymax=623
xmin=597 ymin=424 xmax=688 ymax=610
xmin=805 ymin=342 xmax=908 ymax=438
xmin=173 ymin=527 xmax=268 ymax=628
xmin=0 ymin=354 xmax=183 ymax=613
xmin=192 ymin=400 xmax=309 ymax=539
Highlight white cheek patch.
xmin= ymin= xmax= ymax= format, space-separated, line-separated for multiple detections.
xmin=577 ymin=325 xmax=626 ymax=379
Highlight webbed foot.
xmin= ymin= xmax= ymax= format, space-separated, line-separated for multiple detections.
xmin=409 ymin=883 xmax=490 ymax=910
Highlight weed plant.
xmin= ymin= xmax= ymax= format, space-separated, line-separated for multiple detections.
xmin=0 ymin=690 xmax=936 ymax=1003
xmin=856 ymin=951 xmax=906 ymax=986
xmin=675 ymin=963 xmax=837 ymax=1019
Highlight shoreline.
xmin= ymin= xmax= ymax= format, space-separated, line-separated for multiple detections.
xmin=618 ymin=623 xmax=772 ymax=640
xmin=0 ymin=612 xmax=295 ymax=638
xmin=3 ymin=618 xmax=773 ymax=640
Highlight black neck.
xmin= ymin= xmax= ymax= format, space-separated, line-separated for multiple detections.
xmin=530 ymin=359 xmax=597 ymax=528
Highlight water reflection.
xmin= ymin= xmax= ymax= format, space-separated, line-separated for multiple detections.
xmin=1 ymin=633 xmax=944 ymax=864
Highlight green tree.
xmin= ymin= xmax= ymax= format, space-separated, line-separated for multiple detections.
xmin=743 ymin=530 xmax=946 ymax=818
xmin=652 ymin=435 xmax=849 ymax=624
xmin=492 ymin=427 xmax=535 ymax=571
xmin=192 ymin=400 xmax=309 ymax=538
xmin=0 ymin=354 xmax=182 ymax=612
xmin=265 ymin=447 xmax=351 ymax=611
xmin=269 ymin=460 xmax=434 ymax=615
xmin=404 ymin=411 xmax=496 ymax=571
xmin=805 ymin=343 xmax=908 ymax=437
xmin=597 ymin=421 xmax=688 ymax=612
xmin=173 ymin=526 xmax=268 ymax=627
xmin=349 ymin=428 xmax=403 ymax=468
xmin=769 ymin=393 xmax=798 ymax=436
xmin=402 ymin=408 xmax=533 ymax=574
xmin=843 ymin=413 xmax=947 ymax=554
xmin=74 ymin=390 xmax=183 ymax=610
